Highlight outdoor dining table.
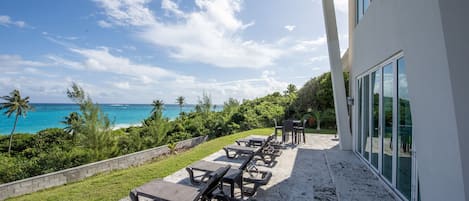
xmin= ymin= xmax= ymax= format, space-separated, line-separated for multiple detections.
xmin=282 ymin=120 xmax=302 ymax=144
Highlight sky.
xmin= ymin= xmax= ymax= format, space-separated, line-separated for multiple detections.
xmin=0 ymin=0 xmax=348 ymax=104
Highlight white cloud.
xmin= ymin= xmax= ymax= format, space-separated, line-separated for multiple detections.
xmin=93 ymin=0 xmax=156 ymax=26
xmin=309 ymin=55 xmax=328 ymax=63
xmin=56 ymin=47 xmax=181 ymax=84
xmin=0 ymin=48 xmax=292 ymax=104
xmin=113 ymin=81 xmax=130 ymax=89
xmin=173 ymin=70 xmax=288 ymax=103
xmin=0 ymin=54 xmax=47 ymax=69
xmin=98 ymin=20 xmax=113 ymax=28
xmin=284 ymin=25 xmax=296 ymax=32
xmin=94 ymin=0 xmax=283 ymax=68
xmin=0 ymin=15 xmax=27 ymax=28
xmin=161 ymin=0 xmax=185 ymax=17
xmin=292 ymin=35 xmax=326 ymax=52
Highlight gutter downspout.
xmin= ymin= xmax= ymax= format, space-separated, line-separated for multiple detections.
xmin=322 ymin=0 xmax=352 ymax=150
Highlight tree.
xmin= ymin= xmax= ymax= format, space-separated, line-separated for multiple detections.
xmin=196 ymin=92 xmax=212 ymax=115
xmin=0 ymin=89 xmax=33 ymax=155
xmin=66 ymin=83 xmax=116 ymax=160
xmin=176 ymin=96 xmax=185 ymax=114
xmin=151 ymin=100 xmax=164 ymax=115
xmin=61 ymin=112 xmax=83 ymax=143
xmin=284 ymin=84 xmax=297 ymax=95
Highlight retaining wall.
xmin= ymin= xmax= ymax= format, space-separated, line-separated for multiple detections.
xmin=0 ymin=135 xmax=208 ymax=200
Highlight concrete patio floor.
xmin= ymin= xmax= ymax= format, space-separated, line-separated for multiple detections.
xmin=122 ymin=134 xmax=397 ymax=201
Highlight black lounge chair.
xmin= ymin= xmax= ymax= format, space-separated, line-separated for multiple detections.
xmin=223 ymin=145 xmax=260 ymax=159
xmin=186 ymin=154 xmax=256 ymax=199
xmin=186 ymin=153 xmax=271 ymax=198
xmin=129 ymin=165 xmax=231 ymax=201
xmin=225 ymin=136 xmax=281 ymax=165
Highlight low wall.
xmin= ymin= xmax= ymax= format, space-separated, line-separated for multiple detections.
xmin=0 ymin=136 xmax=208 ymax=200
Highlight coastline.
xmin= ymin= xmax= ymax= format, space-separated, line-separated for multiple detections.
xmin=112 ymin=123 xmax=142 ymax=130
xmin=0 ymin=103 xmax=203 ymax=134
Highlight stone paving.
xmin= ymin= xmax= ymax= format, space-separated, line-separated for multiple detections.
xmin=121 ymin=134 xmax=397 ymax=201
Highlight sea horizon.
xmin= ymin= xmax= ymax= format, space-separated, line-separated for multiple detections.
xmin=0 ymin=103 xmax=213 ymax=135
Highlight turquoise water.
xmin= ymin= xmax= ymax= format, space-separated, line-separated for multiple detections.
xmin=0 ymin=104 xmax=196 ymax=134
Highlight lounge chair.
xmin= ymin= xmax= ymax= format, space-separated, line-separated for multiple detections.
xmin=186 ymin=153 xmax=271 ymax=198
xmin=223 ymin=145 xmax=260 ymax=159
xmin=235 ymin=137 xmax=266 ymax=147
xmin=225 ymin=135 xmax=281 ymax=164
xmin=129 ymin=165 xmax=231 ymax=201
xmin=186 ymin=154 xmax=255 ymax=199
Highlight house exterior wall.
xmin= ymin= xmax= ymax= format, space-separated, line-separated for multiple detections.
xmin=349 ymin=0 xmax=468 ymax=200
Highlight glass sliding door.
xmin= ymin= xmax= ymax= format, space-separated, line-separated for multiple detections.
xmin=397 ymin=58 xmax=412 ymax=200
xmin=371 ymin=69 xmax=381 ymax=168
xmin=363 ymin=75 xmax=370 ymax=160
xmin=382 ymin=64 xmax=393 ymax=182
xmin=355 ymin=55 xmax=413 ymax=201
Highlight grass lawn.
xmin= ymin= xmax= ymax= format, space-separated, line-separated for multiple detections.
xmin=304 ymin=128 xmax=337 ymax=135
xmin=8 ymin=128 xmax=273 ymax=201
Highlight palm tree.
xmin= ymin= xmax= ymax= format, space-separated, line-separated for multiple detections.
xmin=61 ymin=112 xmax=83 ymax=142
xmin=151 ymin=99 xmax=164 ymax=114
xmin=0 ymin=89 xmax=33 ymax=155
xmin=176 ymin=96 xmax=185 ymax=114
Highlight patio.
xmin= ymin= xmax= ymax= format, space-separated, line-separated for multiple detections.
xmin=122 ymin=134 xmax=397 ymax=201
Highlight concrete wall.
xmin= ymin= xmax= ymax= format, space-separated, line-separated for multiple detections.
xmin=350 ymin=0 xmax=468 ymax=200
xmin=0 ymin=136 xmax=208 ymax=200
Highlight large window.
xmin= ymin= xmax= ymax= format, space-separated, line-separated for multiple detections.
xmin=363 ymin=75 xmax=370 ymax=160
xmin=355 ymin=55 xmax=413 ymax=200
xmin=397 ymin=58 xmax=412 ymax=200
xmin=371 ymin=69 xmax=381 ymax=169
xmin=357 ymin=0 xmax=372 ymax=23
xmin=382 ymin=64 xmax=393 ymax=182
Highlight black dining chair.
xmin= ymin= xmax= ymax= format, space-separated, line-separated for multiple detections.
xmin=282 ymin=120 xmax=294 ymax=144
xmin=294 ymin=119 xmax=307 ymax=143
xmin=273 ymin=119 xmax=283 ymax=141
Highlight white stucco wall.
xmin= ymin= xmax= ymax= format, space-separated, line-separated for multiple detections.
xmin=350 ymin=0 xmax=468 ymax=200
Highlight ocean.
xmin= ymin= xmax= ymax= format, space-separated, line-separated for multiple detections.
xmin=0 ymin=103 xmax=196 ymax=134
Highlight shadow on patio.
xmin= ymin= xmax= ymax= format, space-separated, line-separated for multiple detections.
xmin=251 ymin=134 xmax=397 ymax=201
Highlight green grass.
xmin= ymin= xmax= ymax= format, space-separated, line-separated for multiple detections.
xmin=8 ymin=128 xmax=273 ymax=201
xmin=305 ymin=128 xmax=337 ymax=134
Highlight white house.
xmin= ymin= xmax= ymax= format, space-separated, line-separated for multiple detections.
xmin=323 ymin=0 xmax=469 ymax=200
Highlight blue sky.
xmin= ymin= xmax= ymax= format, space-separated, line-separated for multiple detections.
xmin=0 ymin=0 xmax=348 ymax=104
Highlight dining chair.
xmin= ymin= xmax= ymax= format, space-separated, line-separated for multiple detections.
xmin=273 ymin=119 xmax=283 ymax=140
xmin=282 ymin=120 xmax=294 ymax=143
xmin=294 ymin=119 xmax=307 ymax=143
